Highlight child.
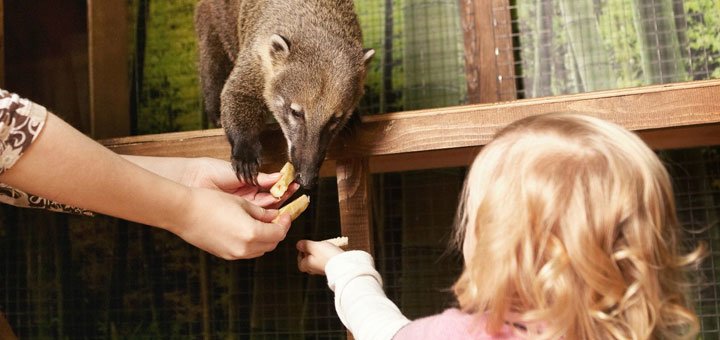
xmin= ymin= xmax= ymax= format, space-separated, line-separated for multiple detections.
xmin=296 ymin=113 xmax=705 ymax=339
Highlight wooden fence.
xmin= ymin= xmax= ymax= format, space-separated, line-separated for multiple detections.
xmin=84 ymin=0 xmax=720 ymax=255
xmin=102 ymin=78 xmax=720 ymax=259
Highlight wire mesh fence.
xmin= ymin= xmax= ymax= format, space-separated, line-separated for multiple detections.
xmin=662 ymin=148 xmax=720 ymax=337
xmin=495 ymin=0 xmax=720 ymax=100
xmin=0 ymin=178 xmax=345 ymax=339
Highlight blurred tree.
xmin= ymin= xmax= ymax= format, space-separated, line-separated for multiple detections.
xmin=532 ymin=0 xmax=554 ymax=97
xmin=557 ymin=0 xmax=613 ymax=91
xmin=684 ymin=0 xmax=720 ymax=79
xmin=632 ymin=0 xmax=688 ymax=83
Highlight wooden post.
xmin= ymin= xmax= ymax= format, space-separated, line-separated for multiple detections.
xmin=87 ymin=0 xmax=130 ymax=138
xmin=460 ymin=0 xmax=517 ymax=103
xmin=336 ymin=158 xmax=373 ymax=340
xmin=336 ymin=158 xmax=374 ymax=254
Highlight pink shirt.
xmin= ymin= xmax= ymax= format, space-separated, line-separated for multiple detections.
xmin=326 ymin=251 xmax=524 ymax=340
xmin=394 ymin=309 xmax=521 ymax=340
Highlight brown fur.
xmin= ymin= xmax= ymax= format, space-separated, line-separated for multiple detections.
xmin=195 ymin=0 xmax=374 ymax=188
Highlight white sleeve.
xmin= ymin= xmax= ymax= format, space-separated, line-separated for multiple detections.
xmin=325 ymin=250 xmax=411 ymax=340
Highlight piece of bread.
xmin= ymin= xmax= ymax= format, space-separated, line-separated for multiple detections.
xmin=274 ymin=194 xmax=310 ymax=222
xmin=270 ymin=162 xmax=295 ymax=198
xmin=323 ymin=236 xmax=349 ymax=248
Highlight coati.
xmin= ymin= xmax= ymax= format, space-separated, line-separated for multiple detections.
xmin=195 ymin=0 xmax=374 ymax=188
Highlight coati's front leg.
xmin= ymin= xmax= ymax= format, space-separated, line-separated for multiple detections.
xmin=195 ymin=0 xmax=235 ymax=127
xmin=220 ymin=57 xmax=267 ymax=184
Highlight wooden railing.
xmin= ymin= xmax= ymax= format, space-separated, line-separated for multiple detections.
xmin=103 ymin=79 xmax=720 ymax=253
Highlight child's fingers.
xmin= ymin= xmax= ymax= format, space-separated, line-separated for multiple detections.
xmin=297 ymin=254 xmax=310 ymax=273
xmin=296 ymin=239 xmax=312 ymax=253
xmin=297 ymin=239 xmax=327 ymax=255
xmin=298 ymin=254 xmax=325 ymax=275
xmin=297 ymin=241 xmax=325 ymax=274
xmin=297 ymin=251 xmax=314 ymax=273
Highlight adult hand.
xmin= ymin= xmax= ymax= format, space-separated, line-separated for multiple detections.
xmin=124 ymin=156 xmax=300 ymax=209
xmin=296 ymin=239 xmax=344 ymax=275
xmin=171 ymin=187 xmax=293 ymax=260
xmin=180 ymin=157 xmax=300 ymax=209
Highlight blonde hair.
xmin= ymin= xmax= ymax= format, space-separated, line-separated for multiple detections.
xmin=453 ymin=113 xmax=704 ymax=339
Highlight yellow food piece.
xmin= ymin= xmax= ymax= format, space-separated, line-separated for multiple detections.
xmin=323 ymin=236 xmax=349 ymax=248
xmin=270 ymin=162 xmax=296 ymax=198
xmin=275 ymin=194 xmax=310 ymax=222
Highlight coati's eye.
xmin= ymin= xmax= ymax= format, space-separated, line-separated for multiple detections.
xmin=289 ymin=103 xmax=304 ymax=120
xmin=290 ymin=108 xmax=304 ymax=119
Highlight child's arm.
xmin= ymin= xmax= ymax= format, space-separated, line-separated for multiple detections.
xmin=297 ymin=240 xmax=411 ymax=339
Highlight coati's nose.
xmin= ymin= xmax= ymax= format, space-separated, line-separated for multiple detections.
xmin=296 ymin=172 xmax=318 ymax=190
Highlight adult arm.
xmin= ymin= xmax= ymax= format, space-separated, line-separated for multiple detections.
xmin=0 ymin=110 xmax=292 ymax=259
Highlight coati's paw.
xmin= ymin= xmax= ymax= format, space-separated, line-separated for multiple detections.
xmin=231 ymin=139 xmax=262 ymax=185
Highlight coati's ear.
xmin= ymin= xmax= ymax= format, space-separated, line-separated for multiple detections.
xmin=362 ymin=48 xmax=375 ymax=66
xmin=270 ymin=34 xmax=291 ymax=62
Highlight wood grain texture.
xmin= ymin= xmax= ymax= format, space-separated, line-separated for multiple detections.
xmin=87 ymin=0 xmax=130 ymax=138
xmin=103 ymin=80 xmax=720 ymax=173
xmin=460 ymin=0 xmax=518 ymax=103
xmin=637 ymin=123 xmax=720 ymax=150
xmin=336 ymin=158 xmax=373 ymax=253
xmin=334 ymin=79 xmax=720 ymax=157
xmin=492 ymin=0 xmax=518 ymax=101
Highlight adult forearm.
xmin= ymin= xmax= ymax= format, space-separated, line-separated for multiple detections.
xmin=0 ymin=112 xmax=190 ymax=230
xmin=121 ymin=155 xmax=193 ymax=183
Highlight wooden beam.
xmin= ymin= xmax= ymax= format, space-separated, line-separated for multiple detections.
xmin=638 ymin=123 xmax=720 ymax=150
xmin=459 ymin=0 xmax=517 ymax=103
xmin=335 ymin=79 xmax=720 ymax=157
xmin=102 ymin=80 xmax=720 ymax=172
xmin=336 ymin=158 xmax=374 ymax=253
xmin=369 ymin=147 xmax=480 ymax=173
xmin=369 ymin=124 xmax=720 ymax=172
xmin=87 ymin=0 xmax=130 ymax=138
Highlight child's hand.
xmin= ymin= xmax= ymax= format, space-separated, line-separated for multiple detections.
xmin=296 ymin=239 xmax=344 ymax=275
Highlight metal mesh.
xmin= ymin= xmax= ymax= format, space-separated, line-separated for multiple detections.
xmin=491 ymin=0 xmax=720 ymax=100
xmin=662 ymin=149 xmax=720 ymax=337
xmin=371 ymin=170 xmax=466 ymax=319
xmin=356 ymin=0 xmax=468 ymax=114
xmin=0 ymin=178 xmax=345 ymax=339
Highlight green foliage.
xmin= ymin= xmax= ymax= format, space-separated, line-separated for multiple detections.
xmin=518 ymin=0 xmax=719 ymax=97
xmin=133 ymin=0 xmax=202 ymax=134
xmin=355 ymin=0 xmax=406 ymax=114
xmin=598 ymin=0 xmax=644 ymax=87
xmin=685 ymin=0 xmax=720 ymax=78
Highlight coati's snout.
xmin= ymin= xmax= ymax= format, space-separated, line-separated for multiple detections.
xmin=261 ymin=34 xmax=375 ymax=189
xmin=289 ymin=139 xmax=325 ymax=189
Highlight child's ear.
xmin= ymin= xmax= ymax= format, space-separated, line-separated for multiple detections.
xmin=269 ymin=34 xmax=291 ymax=63
xmin=362 ymin=48 xmax=375 ymax=66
